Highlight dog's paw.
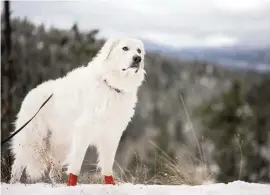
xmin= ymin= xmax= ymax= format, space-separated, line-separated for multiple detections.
xmin=67 ymin=173 xmax=78 ymax=186
xmin=104 ymin=175 xmax=115 ymax=185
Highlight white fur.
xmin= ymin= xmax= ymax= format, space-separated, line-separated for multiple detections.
xmin=10 ymin=37 xmax=146 ymax=183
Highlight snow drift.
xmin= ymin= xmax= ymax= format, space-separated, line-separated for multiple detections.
xmin=1 ymin=181 xmax=270 ymax=195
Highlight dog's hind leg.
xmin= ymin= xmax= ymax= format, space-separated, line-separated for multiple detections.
xmin=11 ymin=116 xmax=51 ymax=183
xmin=11 ymin=151 xmax=47 ymax=184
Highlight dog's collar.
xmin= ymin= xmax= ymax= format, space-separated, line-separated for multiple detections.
xmin=104 ymin=80 xmax=122 ymax=94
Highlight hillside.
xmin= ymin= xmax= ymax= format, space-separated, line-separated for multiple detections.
xmin=143 ymin=39 xmax=270 ymax=72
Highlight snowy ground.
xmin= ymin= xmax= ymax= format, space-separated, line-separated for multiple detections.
xmin=1 ymin=181 xmax=270 ymax=195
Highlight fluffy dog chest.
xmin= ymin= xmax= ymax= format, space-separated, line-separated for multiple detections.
xmin=74 ymin=90 xmax=136 ymax=144
xmin=90 ymin=91 xmax=136 ymax=123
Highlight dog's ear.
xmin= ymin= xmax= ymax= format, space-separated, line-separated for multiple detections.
xmin=99 ymin=38 xmax=120 ymax=60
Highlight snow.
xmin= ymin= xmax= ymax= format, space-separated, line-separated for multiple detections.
xmin=1 ymin=181 xmax=270 ymax=195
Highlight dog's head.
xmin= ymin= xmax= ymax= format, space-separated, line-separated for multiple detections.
xmin=100 ymin=37 xmax=145 ymax=72
xmin=95 ymin=37 xmax=146 ymax=92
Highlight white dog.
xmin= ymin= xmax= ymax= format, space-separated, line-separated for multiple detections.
xmin=10 ymin=37 xmax=145 ymax=186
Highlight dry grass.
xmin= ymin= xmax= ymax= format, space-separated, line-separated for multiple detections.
xmin=2 ymin=134 xmax=214 ymax=185
xmin=152 ymin=150 xmax=213 ymax=185
xmin=1 ymin=127 xmax=214 ymax=185
xmin=1 ymin=146 xmax=214 ymax=185
xmin=78 ymin=172 xmax=104 ymax=184
xmin=1 ymin=156 xmax=12 ymax=183
xmin=147 ymin=141 xmax=213 ymax=185
xmin=77 ymin=141 xmax=214 ymax=185
xmin=115 ymin=152 xmax=153 ymax=184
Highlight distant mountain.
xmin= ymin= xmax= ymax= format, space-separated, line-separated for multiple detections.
xmin=143 ymin=40 xmax=270 ymax=72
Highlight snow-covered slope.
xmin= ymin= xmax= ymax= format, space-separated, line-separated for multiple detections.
xmin=1 ymin=181 xmax=270 ymax=195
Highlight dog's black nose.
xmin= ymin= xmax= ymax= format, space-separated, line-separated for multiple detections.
xmin=133 ymin=55 xmax=141 ymax=63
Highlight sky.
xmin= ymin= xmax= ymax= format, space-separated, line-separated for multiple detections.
xmin=8 ymin=0 xmax=270 ymax=48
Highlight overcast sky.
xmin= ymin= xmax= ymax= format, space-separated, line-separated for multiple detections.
xmin=9 ymin=0 xmax=270 ymax=48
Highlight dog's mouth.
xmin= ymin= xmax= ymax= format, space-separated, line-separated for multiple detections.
xmin=122 ymin=62 xmax=140 ymax=73
xmin=130 ymin=62 xmax=140 ymax=68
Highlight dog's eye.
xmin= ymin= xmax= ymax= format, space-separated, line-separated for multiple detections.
xmin=137 ymin=49 xmax=141 ymax=54
xmin=122 ymin=47 xmax=129 ymax=51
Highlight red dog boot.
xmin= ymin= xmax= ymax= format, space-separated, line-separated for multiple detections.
xmin=104 ymin=175 xmax=115 ymax=185
xmin=67 ymin=173 xmax=78 ymax=186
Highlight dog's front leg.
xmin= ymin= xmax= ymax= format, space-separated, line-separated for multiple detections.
xmin=97 ymin=132 xmax=122 ymax=185
xmin=67 ymin=117 xmax=90 ymax=186
xmin=67 ymin=134 xmax=89 ymax=186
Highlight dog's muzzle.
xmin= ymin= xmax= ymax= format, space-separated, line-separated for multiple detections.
xmin=130 ymin=62 xmax=140 ymax=69
xmin=133 ymin=55 xmax=141 ymax=64
xmin=122 ymin=55 xmax=142 ymax=72
xmin=130 ymin=55 xmax=141 ymax=72
xmin=129 ymin=62 xmax=140 ymax=73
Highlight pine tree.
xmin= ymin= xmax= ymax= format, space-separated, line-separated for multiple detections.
xmin=196 ymin=80 xmax=253 ymax=182
xmin=245 ymin=77 xmax=270 ymax=182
